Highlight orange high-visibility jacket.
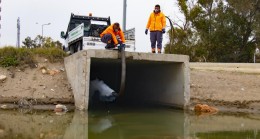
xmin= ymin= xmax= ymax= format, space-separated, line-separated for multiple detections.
xmin=100 ymin=24 xmax=126 ymax=45
xmin=146 ymin=12 xmax=166 ymax=31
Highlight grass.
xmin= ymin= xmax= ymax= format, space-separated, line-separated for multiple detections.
xmin=0 ymin=46 xmax=67 ymax=67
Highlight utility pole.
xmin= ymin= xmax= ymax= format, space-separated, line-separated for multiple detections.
xmin=17 ymin=17 xmax=20 ymax=48
xmin=41 ymin=23 xmax=51 ymax=46
xmin=122 ymin=0 xmax=127 ymax=32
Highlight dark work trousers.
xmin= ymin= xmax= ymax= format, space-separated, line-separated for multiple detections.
xmin=150 ymin=31 xmax=163 ymax=49
xmin=101 ymin=34 xmax=122 ymax=49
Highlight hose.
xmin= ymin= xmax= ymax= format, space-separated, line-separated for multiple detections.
xmin=118 ymin=47 xmax=126 ymax=96
xmin=166 ymin=16 xmax=174 ymax=52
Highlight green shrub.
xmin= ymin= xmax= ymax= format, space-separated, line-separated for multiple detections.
xmin=0 ymin=46 xmax=67 ymax=67
xmin=17 ymin=48 xmax=35 ymax=67
xmin=0 ymin=47 xmax=19 ymax=67
xmin=32 ymin=47 xmax=67 ymax=62
xmin=0 ymin=56 xmax=18 ymax=67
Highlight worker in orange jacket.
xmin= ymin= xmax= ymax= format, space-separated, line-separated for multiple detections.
xmin=100 ymin=23 xmax=126 ymax=50
xmin=145 ymin=4 xmax=166 ymax=53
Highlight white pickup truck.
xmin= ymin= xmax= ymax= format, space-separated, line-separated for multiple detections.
xmin=61 ymin=13 xmax=135 ymax=54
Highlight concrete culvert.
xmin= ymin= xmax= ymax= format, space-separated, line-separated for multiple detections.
xmin=64 ymin=50 xmax=190 ymax=110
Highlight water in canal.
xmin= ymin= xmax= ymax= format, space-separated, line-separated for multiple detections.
xmin=0 ymin=106 xmax=259 ymax=139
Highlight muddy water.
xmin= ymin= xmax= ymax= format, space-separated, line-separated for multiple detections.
xmin=0 ymin=108 xmax=260 ymax=139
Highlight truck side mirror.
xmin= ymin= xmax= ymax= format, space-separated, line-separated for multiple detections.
xmin=61 ymin=31 xmax=65 ymax=39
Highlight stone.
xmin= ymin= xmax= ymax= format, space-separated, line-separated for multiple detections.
xmin=0 ymin=75 xmax=7 ymax=81
xmin=59 ymin=68 xmax=65 ymax=72
xmin=194 ymin=104 xmax=218 ymax=113
xmin=40 ymin=133 xmax=44 ymax=139
xmin=41 ymin=69 xmax=48 ymax=74
xmin=49 ymin=70 xmax=60 ymax=76
xmin=0 ymin=105 xmax=7 ymax=109
xmin=54 ymin=104 xmax=67 ymax=112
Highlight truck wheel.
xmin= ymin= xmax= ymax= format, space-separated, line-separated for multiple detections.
xmin=76 ymin=42 xmax=82 ymax=52
xmin=69 ymin=45 xmax=75 ymax=54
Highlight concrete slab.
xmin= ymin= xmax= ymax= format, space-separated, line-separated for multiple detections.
xmin=64 ymin=49 xmax=190 ymax=110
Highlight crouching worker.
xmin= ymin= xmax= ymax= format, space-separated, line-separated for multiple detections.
xmin=100 ymin=22 xmax=125 ymax=51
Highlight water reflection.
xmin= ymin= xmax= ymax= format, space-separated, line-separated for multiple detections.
xmin=0 ymin=110 xmax=74 ymax=139
xmin=0 ymin=108 xmax=260 ymax=139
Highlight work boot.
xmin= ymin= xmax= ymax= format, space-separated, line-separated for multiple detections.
xmin=152 ymin=48 xmax=156 ymax=53
xmin=157 ymin=48 xmax=161 ymax=54
xmin=105 ymin=43 xmax=114 ymax=49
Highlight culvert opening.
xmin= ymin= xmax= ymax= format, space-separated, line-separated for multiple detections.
xmin=89 ymin=58 xmax=185 ymax=108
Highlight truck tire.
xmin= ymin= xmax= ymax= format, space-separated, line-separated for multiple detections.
xmin=69 ymin=45 xmax=75 ymax=54
xmin=76 ymin=42 xmax=82 ymax=52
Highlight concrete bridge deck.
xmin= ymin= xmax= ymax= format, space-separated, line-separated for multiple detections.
xmin=64 ymin=50 xmax=190 ymax=110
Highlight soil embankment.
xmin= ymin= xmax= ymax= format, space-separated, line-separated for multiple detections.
xmin=0 ymin=58 xmax=74 ymax=108
xmin=190 ymin=63 xmax=260 ymax=113
xmin=1 ymin=61 xmax=260 ymax=113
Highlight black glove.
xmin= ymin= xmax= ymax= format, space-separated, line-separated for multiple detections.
xmin=118 ymin=43 xmax=125 ymax=51
xmin=162 ymin=28 xmax=165 ymax=34
xmin=145 ymin=29 xmax=148 ymax=35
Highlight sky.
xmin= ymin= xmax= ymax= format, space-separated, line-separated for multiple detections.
xmin=0 ymin=0 xmax=183 ymax=52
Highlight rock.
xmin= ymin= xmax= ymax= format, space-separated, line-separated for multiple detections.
xmin=0 ymin=105 xmax=7 ymax=109
xmin=59 ymin=68 xmax=65 ymax=72
xmin=194 ymin=104 xmax=218 ymax=114
xmin=0 ymin=75 xmax=7 ymax=81
xmin=40 ymin=133 xmax=45 ymax=139
xmin=49 ymin=70 xmax=60 ymax=76
xmin=49 ymin=120 xmax=54 ymax=123
xmin=54 ymin=104 xmax=67 ymax=112
xmin=41 ymin=69 xmax=48 ymax=74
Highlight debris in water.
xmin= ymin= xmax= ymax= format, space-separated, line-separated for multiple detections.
xmin=194 ymin=104 xmax=218 ymax=114
xmin=54 ymin=104 xmax=67 ymax=113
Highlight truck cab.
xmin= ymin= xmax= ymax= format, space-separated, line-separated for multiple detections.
xmin=61 ymin=13 xmax=135 ymax=54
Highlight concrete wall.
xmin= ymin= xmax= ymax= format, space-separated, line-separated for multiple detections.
xmin=64 ymin=50 xmax=190 ymax=110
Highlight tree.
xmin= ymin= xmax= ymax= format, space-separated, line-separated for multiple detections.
xmin=165 ymin=0 xmax=260 ymax=62
xmin=22 ymin=37 xmax=35 ymax=48
xmin=22 ymin=35 xmax=63 ymax=49
xmin=33 ymin=35 xmax=43 ymax=48
xmin=43 ymin=37 xmax=62 ymax=48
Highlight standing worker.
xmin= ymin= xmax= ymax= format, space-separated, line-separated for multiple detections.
xmin=145 ymin=4 xmax=166 ymax=54
xmin=100 ymin=22 xmax=125 ymax=51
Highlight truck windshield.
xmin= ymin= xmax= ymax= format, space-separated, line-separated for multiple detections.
xmin=68 ymin=19 xmax=109 ymax=38
xmin=69 ymin=20 xmax=90 ymax=32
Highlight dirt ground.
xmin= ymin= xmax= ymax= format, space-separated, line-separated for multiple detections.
xmin=0 ymin=58 xmax=74 ymax=107
xmin=0 ymin=60 xmax=260 ymax=113
xmin=190 ymin=63 xmax=260 ymax=113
